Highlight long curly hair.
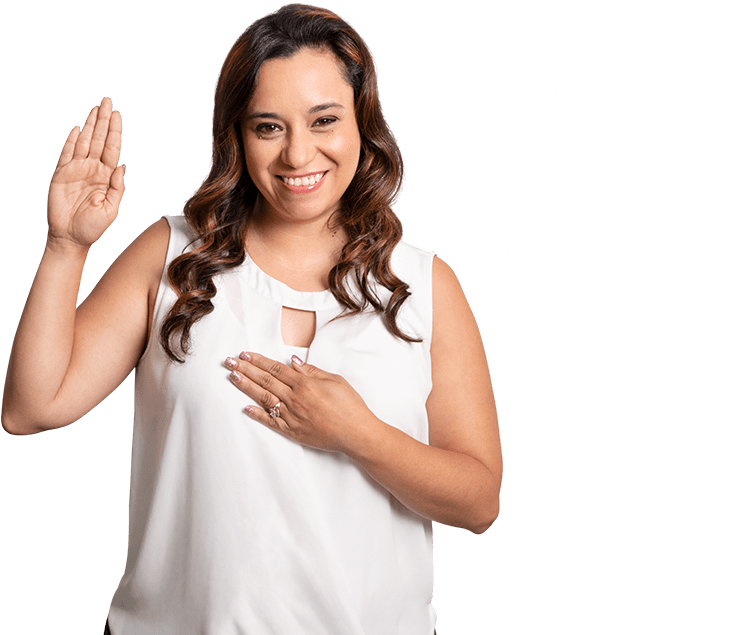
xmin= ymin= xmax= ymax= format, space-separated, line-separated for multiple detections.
xmin=160 ymin=3 xmax=419 ymax=362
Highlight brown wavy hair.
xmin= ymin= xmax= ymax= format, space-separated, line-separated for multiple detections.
xmin=160 ymin=3 xmax=419 ymax=362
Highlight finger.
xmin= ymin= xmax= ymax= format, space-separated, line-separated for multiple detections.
xmin=245 ymin=405 xmax=293 ymax=435
xmin=228 ymin=366 xmax=284 ymax=412
xmin=88 ymin=97 xmax=113 ymax=160
xmin=105 ymin=164 xmax=126 ymax=213
xmin=239 ymin=351 xmax=299 ymax=390
xmin=290 ymin=355 xmax=325 ymax=377
xmin=56 ymin=126 xmax=80 ymax=168
xmin=101 ymin=109 xmax=122 ymax=168
xmin=73 ymin=105 xmax=98 ymax=158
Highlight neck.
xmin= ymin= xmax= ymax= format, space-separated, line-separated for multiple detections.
xmin=245 ymin=198 xmax=346 ymax=292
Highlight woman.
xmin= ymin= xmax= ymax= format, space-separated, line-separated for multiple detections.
xmin=2 ymin=4 xmax=501 ymax=634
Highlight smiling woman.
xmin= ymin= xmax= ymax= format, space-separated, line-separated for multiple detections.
xmin=1 ymin=4 xmax=501 ymax=635
xmin=240 ymin=49 xmax=362 ymax=239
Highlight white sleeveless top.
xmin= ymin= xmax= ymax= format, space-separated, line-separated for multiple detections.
xmin=107 ymin=216 xmax=437 ymax=635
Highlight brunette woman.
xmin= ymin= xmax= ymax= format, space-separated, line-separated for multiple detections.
xmin=2 ymin=4 xmax=502 ymax=634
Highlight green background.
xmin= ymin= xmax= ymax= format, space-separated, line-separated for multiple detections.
xmin=0 ymin=0 xmax=750 ymax=635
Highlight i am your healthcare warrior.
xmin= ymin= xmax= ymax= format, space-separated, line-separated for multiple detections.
xmin=438 ymin=80 xmax=669 ymax=119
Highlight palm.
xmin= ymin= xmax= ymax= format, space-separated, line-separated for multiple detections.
xmin=47 ymin=98 xmax=125 ymax=248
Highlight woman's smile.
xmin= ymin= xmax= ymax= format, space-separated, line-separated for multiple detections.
xmin=278 ymin=170 xmax=327 ymax=192
xmin=240 ymin=48 xmax=361 ymax=226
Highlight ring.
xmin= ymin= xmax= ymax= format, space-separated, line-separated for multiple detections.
xmin=268 ymin=402 xmax=281 ymax=419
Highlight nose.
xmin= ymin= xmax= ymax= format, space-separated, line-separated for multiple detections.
xmin=280 ymin=128 xmax=317 ymax=169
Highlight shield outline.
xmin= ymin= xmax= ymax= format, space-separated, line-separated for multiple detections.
xmin=373 ymin=4 xmax=747 ymax=415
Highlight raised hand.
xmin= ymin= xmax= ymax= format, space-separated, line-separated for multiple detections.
xmin=47 ymin=97 xmax=125 ymax=250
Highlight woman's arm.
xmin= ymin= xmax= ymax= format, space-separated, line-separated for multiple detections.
xmin=1 ymin=99 xmax=169 ymax=435
xmin=347 ymin=256 xmax=502 ymax=532
xmin=227 ymin=256 xmax=502 ymax=533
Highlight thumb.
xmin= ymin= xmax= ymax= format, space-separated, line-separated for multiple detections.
xmin=106 ymin=164 xmax=126 ymax=211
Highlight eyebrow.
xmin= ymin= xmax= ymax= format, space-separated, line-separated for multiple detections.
xmin=246 ymin=102 xmax=345 ymax=120
xmin=309 ymin=102 xmax=344 ymax=114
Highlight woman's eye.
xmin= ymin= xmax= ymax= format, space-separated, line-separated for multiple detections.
xmin=313 ymin=116 xmax=337 ymax=128
xmin=255 ymin=122 xmax=282 ymax=137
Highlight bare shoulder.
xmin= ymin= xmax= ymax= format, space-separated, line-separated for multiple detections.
xmin=111 ymin=217 xmax=171 ymax=282
xmin=92 ymin=218 xmax=170 ymax=308
xmin=430 ymin=255 xmax=485 ymax=382
xmin=92 ymin=217 xmax=171 ymax=344
xmin=134 ymin=215 xmax=171 ymax=253
xmin=431 ymin=255 xmax=477 ymax=341
xmin=77 ymin=217 xmax=171 ymax=338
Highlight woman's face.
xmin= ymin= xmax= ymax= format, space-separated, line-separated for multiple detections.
xmin=240 ymin=47 xmax=361 ymax=227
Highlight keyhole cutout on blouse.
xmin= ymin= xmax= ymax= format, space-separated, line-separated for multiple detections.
xmin=281 ymin=306 xmax=317 ymax=348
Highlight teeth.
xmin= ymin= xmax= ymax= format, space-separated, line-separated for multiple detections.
xmin=282 ymin=172 xmax=324 ymax=186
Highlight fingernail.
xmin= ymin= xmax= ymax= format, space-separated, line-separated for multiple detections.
xmin=239 ymin=351 xmax=251 ymax=362
xmin=230 ymin=370 xmax=241 ymax=382
xmin=122 ymin=164 xmax=126 ymax=175
xmin=244 ymin=406 xmax=255 ymax=416
xmin=224 ymin=356 xmax=237 ymax=369
xmin=291 ymin=355 xmax=304 ymax=366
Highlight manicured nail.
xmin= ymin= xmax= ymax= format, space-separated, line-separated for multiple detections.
xmin=224 ymin=356 xmax=237 ymax=369
xmin=244 ymin=406 xmax=255 ymax=416
xmin=239 ymin=351 xmax=251 ymax=362
xmin=122 ymin=164 xmax=126 ymax=175
xmin=230 ymin=370 xmax=241 ymax=382
xmin=291 ymin=355 xmax=304 ymax=366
